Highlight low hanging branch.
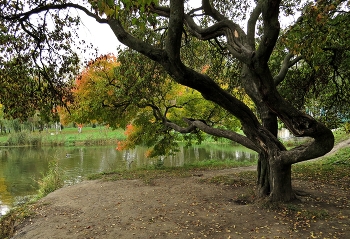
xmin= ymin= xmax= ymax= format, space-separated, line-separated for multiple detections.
xmin=165 ymin=118 xmax=260 ymax=152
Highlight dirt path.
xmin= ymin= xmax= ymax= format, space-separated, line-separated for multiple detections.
xmin=11 ymin=141 xmax=350 ymax=239
xmin=328 ymin=138 xmax=350 ymax=154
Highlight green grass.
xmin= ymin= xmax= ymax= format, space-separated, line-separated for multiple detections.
xmin=0 ymin=127 xmax=126 ymax=146
xmin=333 ymin=128 xmax=349 ymax=144
xmin=292 ymin=146 xmax=350 ymax=188
xmin=87 ymin=157 xmax=257 ymax=185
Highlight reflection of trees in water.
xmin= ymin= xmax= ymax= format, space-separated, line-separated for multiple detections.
xmin=0 ymin=201 xmax=10 ymax=216
xmin=194 ymin=147 xmax=199 ymax=160
xmin=159 ymin=145 xmax=258 ymax=166
xmin=123 ymin=149 xmax=136 ymax=169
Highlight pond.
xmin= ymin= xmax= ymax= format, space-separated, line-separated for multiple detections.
xmin=0 ymin=144 xmax=257 ymax=216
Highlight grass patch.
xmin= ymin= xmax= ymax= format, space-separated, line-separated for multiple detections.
xmin=87 ymin=158 xmax=257 ymax=184
xmin=0 ymin=127 xmax=126 ymax=146
xmin=292 ymin=147 xmax=350 ymax=188
xmin=333 ymin=128 xmax=349 ymax=144
xmin=182 ymin=158 xmax=257 ymax=170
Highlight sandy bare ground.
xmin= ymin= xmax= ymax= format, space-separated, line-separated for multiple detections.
xmin=10 ymin=140 xmax=350 ymax=239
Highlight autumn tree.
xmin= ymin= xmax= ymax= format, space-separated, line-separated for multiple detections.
xmin=1 ymin=0 xmax=349 ymax=201
xmin=69 ymin=50 xmax=244 ymax=156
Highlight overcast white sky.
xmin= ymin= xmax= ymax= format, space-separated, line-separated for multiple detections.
xmin=75 ymin=12 xmax=121 ymax=63
xmin=75 ymin=2 xmax=299 ymax=63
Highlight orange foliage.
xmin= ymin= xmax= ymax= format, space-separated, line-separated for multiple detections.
xmin=116 ymin=140 xmax=127 ymax=151
xmin=201 ymin=64 xmax=210 ymax=73
xmin=116 ymin=124 xmax=135 ymax=151
xmin=73 ymin=53 xmax=119 ymax=94
xmin=124 ymin=124 xmax=134 ymax=136
xmin=144 ymin=150 xmax=152 ymax=158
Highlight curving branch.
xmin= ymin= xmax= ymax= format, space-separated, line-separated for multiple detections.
xmin=255 ymin=0 xmax=282 ymax=64
xmin=165 ymin=120 xmax=197 ymax=133
xmin=165 ymin=118 xmax=260 ymax=152
xmin=1 ymin=3 xmax=107 ymax=24
xmin=184 ymin=17 xmax=228 ymax=40
xmin=108 ymin=18 xmax=166 ymax=63
xmin=247 ymin=1 xmax=262 ymax=49
xmin=202 ymin=0 xmax=225 ymax=21
xmin=282 ymin=123 xmax=334 ymax=165
xmin=184 ymin=14 xmax=253 ymax=64
xmin=152 ymin=1 xmax=253 ymax=64
xmin=274 ymin=53 xmax=303 ymax=85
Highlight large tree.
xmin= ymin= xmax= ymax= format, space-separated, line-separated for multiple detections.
xmin=1 ymin=0 xmax=349 ymax=201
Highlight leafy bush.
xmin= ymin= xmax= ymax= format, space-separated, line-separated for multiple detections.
xmin=6 ymin=131 xmax=43 ymax=146
xmin=7 ymin=132 xmax=28 ymax=145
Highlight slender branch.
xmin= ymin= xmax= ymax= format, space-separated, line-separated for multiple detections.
xmin=165 ymin=120 xmax=197 ymax=133
xmin=1 ymin=3 xmax=107 ymax=24
xmin=166 ymin=118 xmax=260 ymax=152
xmin=247 ymin=1 xmax=262 ymax=49
xmin=274 ymin=54 xmax=303 ymax=85
xmin=202 ymin=0 xmax=226 ymax=21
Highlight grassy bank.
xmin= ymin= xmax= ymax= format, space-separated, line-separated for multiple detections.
xmin=0 ymin=127 xmax=126 ymax=147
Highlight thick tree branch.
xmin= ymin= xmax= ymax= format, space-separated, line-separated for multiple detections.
xmin=108 ymin=19 xmax=166 ymax=63
xmin=165 ymin=120 xmax=197 ymax=133
xmin=255 ymin=0 xmax=281 ymax=64
xmin=165 ymin=0 xmax=184 ymax=60
xmin=184 ymin=15 xmax=252 ymax=64
xmin=149 ymin=4 xmax=170 ymax=17
xmin=152 ymin=1 xmax=253 ymax=64
xmin=184 ymin=17 xmax=227 ymax=40
xmin=282 ymin=123 xmax=334 ymax=164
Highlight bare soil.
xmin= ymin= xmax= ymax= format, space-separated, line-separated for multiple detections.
xmin=11 ymin=141 xmax=350 ymax=239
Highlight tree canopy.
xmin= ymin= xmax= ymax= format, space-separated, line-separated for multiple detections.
xmin=1 ymin=0 xmax=350 ymax=201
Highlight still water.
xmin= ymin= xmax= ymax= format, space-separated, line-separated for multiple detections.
xmin=0 ymin=144 xmax=257 ymax=215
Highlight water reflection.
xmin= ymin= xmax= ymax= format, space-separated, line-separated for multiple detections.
xmin=0 ymin=144 xmax=257 ymax=214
